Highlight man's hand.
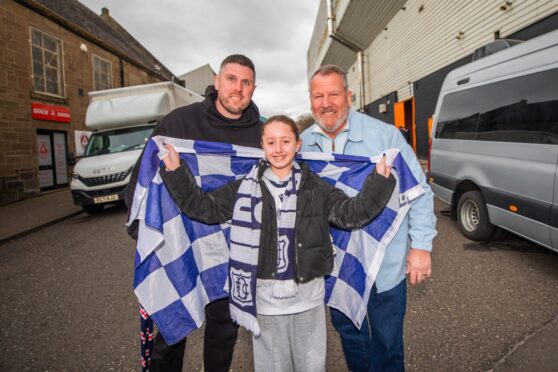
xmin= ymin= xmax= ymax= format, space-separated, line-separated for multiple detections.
xmin=406 ymin=248 xmax=431 ymax=285
xmin=162 ymin=144 xmax=180 ymax=171
xmin=375 ymin=155 xmax=392 ymax=178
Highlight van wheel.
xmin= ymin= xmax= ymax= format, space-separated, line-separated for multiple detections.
xmin=83 ymin=204 xmax=104 ymax=215
xmin=457 ymin=191 xmax=495 ymax=241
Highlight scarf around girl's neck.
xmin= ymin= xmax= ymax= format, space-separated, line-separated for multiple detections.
xmin=228 ymin=161 xmax=301 ymax=335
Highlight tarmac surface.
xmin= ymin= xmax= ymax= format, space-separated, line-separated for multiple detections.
xmin=0 ymin=189 xmax=82 ymax=244
xmin=1 ymin=188 xmax=557 ymax=371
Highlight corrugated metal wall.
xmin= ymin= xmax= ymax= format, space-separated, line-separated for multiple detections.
xmin=353 ymin=0 xmax=558 ymax=103
xmin=346 ymin=64 xmax=361 ymax=108
xmin=308 ymin=0 xmax=406 ymax=78
xmin=307 ymin=0 xmax=329 ymax=79
xmin=307 ymin=0 xmax=357 ymax=79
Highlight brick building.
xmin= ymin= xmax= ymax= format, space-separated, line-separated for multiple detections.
xmin=0 ymin=0 xmax=178 ymax=204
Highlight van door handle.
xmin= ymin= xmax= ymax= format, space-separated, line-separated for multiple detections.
xmin=457 ymin=78 xmax=470 ymax=85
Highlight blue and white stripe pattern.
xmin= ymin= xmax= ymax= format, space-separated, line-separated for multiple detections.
xmin=128 ymin=135 xmax=424 ymax=344
xmin=227 ymin=162 xmax=301 ymax=336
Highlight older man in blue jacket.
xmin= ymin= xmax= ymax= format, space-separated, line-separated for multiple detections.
xmin=301 ymin=65 xmax=437 ymax=372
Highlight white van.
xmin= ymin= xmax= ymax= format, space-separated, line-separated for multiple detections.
xmin=71 ymin=82 xmax=202 ymax=214
xmin=428 ymin=30 xmax=558 ymax=252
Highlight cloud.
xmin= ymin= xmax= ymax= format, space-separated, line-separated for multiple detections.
xmin=79 ymin=0 xmax=319 ymax=117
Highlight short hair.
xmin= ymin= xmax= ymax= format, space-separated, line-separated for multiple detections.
xmin=310 ymin=64 xmax=349 ymax=91
xmin=260 ymin=115 xmax=299 ymax=141
xmin=220 ymin=54 xmax=256 ymax=79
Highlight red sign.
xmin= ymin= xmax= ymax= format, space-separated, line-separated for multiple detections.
xmin=31 ymin=102 xmax=71 ymax=123
xmin=80 ymin=135 xmax=89 ymax=148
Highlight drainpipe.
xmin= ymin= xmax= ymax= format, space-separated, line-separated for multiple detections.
xmin=326 ymin=0 xmax=365 ymax=112
xmin=119 ymin=58 xmax=125 ymax=87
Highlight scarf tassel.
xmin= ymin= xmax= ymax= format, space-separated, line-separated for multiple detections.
xmin=271 ymin=279 xmax=298 ymax=299
xmin=230 ymin=305 xmax=261 ymax=336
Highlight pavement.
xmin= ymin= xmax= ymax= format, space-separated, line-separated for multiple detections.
xmin=1 ymin=187 xmax=557 ymax=371
xmin=0 ymin=188 xmax=82 ymax=244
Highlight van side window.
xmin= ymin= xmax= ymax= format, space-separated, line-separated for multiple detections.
xmin=435 ymin=84 xmax=480 ymax=140
xmin=435 ymin=68 xmax=558 ymax=144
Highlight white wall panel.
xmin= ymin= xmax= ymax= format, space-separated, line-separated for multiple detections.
xmin=338 ymin=0 xmax=558 ymax=104
xmin=308 ymin=0 xmax=407 ymax=76
xmin=346 ymin=64 xmax=361 ymax=108
xmin=307 ymin=0 xmax=329 ymax=79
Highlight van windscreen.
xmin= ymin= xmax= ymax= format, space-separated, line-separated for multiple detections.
xmin=85 ymin=125 xmax=155 ymax=157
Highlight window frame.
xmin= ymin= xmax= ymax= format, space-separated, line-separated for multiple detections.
xmin=92 ymin=54 xmax=113 ymax=91
xmin=30 ymin=26 xmax=66 ymax=98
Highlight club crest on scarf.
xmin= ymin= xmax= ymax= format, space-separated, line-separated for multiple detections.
xmin=230 ymin=268 xmax=253 ymax=305
xmin=277 ymin=236 xmax=289 ymax=273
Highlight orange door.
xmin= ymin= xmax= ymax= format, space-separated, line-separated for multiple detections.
xmin=394 ymin=101 xmax=406 ymax=129
xmin=393 ymin=99 xmax=417 ymax=153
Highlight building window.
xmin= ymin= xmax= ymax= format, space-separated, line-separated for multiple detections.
xmin=93 ymin=55 xmax=113 ymax=90
xmin=31 ymin=28 xmax=65 ymax=97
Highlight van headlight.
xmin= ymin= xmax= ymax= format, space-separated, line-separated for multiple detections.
xmin=72 ymin=171 xmax=80 ymax=180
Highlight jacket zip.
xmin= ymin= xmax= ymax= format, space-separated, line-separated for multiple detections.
xmin=293 ymin=166 xmax=309 ymax=283
xmin=259 ymin=181 xmax=277 ymax=279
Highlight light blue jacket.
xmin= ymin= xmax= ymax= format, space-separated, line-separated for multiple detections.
xmin=300 ymin=110 xmax=437 ymax=293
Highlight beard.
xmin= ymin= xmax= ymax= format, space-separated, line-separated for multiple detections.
xmin=218 ymin=94 xmax=250 ymax=116
xmin=313 ymin=107 xmax=350 ymax=134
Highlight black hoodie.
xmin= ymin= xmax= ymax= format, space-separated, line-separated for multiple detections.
xmin=125 ymin=85 xmax=262 ymax=238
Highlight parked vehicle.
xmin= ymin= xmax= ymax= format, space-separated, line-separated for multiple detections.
xmin=71 ymin=82 xmax=202 ymax=214
xmin=428 ymin=30 xmax=558 ymax=252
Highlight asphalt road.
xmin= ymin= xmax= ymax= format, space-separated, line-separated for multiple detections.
xmin=1 ymin=201 xmax=557 ymax=371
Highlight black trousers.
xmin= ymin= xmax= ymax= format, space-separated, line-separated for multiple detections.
xmin=150 ymin=298 xmax=239 ymax=372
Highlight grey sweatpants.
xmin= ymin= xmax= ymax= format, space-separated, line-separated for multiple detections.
xmin=252 ymin=304 xmax=326 ymax=372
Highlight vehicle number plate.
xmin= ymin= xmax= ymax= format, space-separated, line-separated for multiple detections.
xmin=93 ymin=194 xmax=119 ymax=204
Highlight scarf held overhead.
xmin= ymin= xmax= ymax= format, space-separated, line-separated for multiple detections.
xmin=128 ymin=136 xmax=424 ymax=345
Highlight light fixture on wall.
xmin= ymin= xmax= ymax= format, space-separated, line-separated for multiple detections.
xmin=79 ymin=43 xmax=88 ymax=53
xmin=379 ymin=103 xmax=387 ymax=113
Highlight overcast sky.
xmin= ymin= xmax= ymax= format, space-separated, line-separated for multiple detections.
xmin=79 ymin=0 xmax=320 ymax=119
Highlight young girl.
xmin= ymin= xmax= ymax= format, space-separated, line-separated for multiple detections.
xmin=160 ymin=115 xmax=395 ymax=371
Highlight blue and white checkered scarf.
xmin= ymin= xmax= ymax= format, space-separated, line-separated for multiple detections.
xmin=128 ymin=135 xmax=424 ymax=344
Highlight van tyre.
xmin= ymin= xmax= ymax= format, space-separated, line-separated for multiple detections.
xmin=457 ymin=191 xmax=495 ymax=241
xmin=83 ymin=204 xmax=104 ymax=215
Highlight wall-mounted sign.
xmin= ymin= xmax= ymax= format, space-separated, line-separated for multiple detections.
xmin=38 ymin=140 xmax=50 ymax=159
xmin=32 ymin=102 xmax=71 ymax=123
xmin=37 ymin=134 xmax=53 ymax=188
xmin=74 ymin=130 xmax=93 ymax=156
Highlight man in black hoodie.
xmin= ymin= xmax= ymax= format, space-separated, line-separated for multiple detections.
xmin=125 ymin=54 xmax=262 ymax=372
